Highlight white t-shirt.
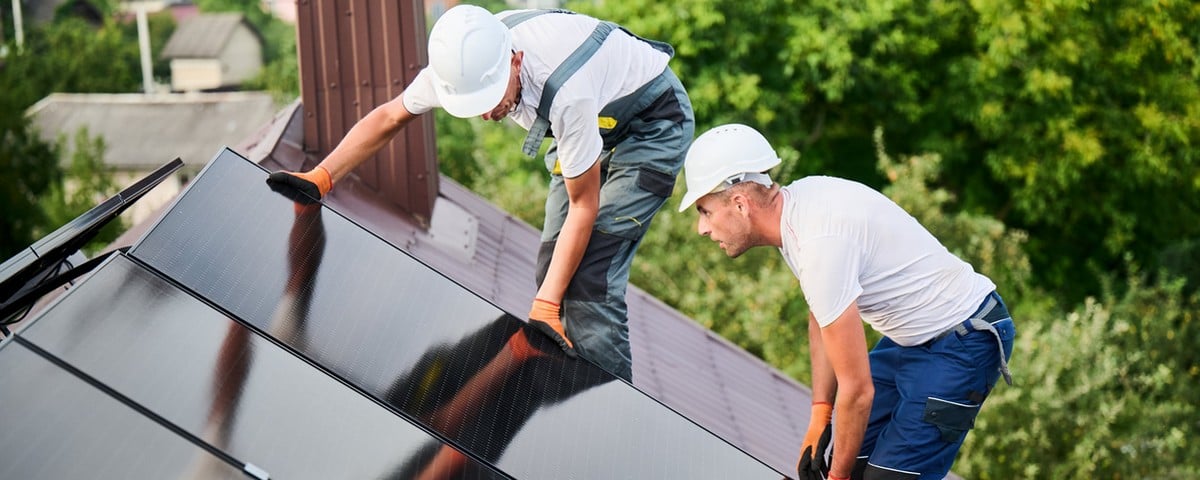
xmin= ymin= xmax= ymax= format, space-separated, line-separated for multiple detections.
xmin=404 ymin=10 xmax=671 ymax=178
xmin=778 ymin=176 xmax=996 ymax=346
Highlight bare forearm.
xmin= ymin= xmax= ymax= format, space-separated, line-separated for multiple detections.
xmin=319 ymin=98 xmax=415 ymax=182
xmin=817 ymin=302 xmax=874 ymax=478
xmin=536 ymin=163 xmax=601 ymax=303
xmin=808 ymin=313 xmax=838 ymax=404
xmin=536 ymin=207 xmax=596 ymax=302
xmin=830 ymin=383 xmax=873 ymax=477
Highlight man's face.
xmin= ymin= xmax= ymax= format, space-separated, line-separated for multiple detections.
xmin=694 ymin=193 xmax=754 ymax=258
xmin=482 ymin=52 xmax=523 ymax=122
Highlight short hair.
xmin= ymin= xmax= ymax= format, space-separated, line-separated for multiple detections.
xmin=714 ymin=181 xmax=776 ymax=208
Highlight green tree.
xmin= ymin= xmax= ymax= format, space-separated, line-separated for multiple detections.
xmin=36 ymin=128 xmax=124 ymax=253
xmin=0 ymin=17 xmax=141 ymax=109
xmin=874 ymin=128 xmax=1032 ymax=298
xmin=0 ymin=116 xmax=60 ymax=259
xmin=399 ymin=3 xmax=1200 ymax=475
xmin=959 ymin=270 xmax=1200 ymax=479
xmin=573 ymin=0 xmax=1200 ymax=300
xmin=0 ymin=14 xmax=145 ymax=258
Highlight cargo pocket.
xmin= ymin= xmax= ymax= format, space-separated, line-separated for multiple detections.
xmin=922 ymin=397 xmax=981 ymax=443
xmin=636 ymin=167 xmax=675 ymax=198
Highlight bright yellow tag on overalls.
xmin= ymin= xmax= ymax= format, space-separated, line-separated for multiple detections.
xmin=552 ymin=160 xmax=563 ymax=175
xmin=598 ymin=116 xmax=618 ymax=129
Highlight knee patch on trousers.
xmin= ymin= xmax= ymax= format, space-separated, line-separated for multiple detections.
xmin=535 ymin=231 xmax=624 ymax=302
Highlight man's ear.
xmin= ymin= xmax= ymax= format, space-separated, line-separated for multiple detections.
xmin=731 ymin=193 xmax=750 ymax=217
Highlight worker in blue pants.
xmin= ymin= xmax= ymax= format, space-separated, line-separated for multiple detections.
xmin=267 ymin=5 xmax=693 ymax=382
xmin=677 ymin=124 xmax=1015 ymax=480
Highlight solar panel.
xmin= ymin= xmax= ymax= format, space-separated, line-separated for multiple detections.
xmin=0 ymin=341 xmax=246 ymax=480
xmin=130 ymin=148 xmax=784 ymax=478
xmin=0 ymin=158 xmax=183 ymax=324
xmin=15 ymin=253 xmax=508 ymax=480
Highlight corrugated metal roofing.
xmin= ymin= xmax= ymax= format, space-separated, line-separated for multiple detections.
xmin=160 ymin=13 xmax=249 ymax=59
xmin=295 ymin=0 xmax=438 ymax=222
xmin=250 ymin=102 xmax=814 ymax=476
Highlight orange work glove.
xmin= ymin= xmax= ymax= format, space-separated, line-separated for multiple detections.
xmin=527 ymin=298 xmax=576 ymax=357
xmin=267 ymin=166 xmax=333 ymax=203
xmin=796 ymin=402 xmax=833 ymax=480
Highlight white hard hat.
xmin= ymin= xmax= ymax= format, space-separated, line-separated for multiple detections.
xmin=427 ymin=5 xmax=512 ymax=118
xmin=678 ymin=124 xmax=782 ymax=212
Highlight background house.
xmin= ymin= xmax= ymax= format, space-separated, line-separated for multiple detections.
xmin=25 ymin=91 xmax=279 ymax=224
xmin=160 ymin=13 xmax=262 ymax=92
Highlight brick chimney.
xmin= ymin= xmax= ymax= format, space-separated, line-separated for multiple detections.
xmin=295 ymin=0 xmax=437 ymax=224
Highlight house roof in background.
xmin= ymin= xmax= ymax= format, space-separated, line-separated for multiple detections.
xmin=26 ymin=92 xmax=278 ymax=171
xmin=160 ymin=12 xmax=253 ymax=58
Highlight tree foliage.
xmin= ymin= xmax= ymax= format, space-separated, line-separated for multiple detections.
xmin=0 ymin=15 xmax=143 ymax=258
xmin=959 ymin=271 xmax=1200 ymax=479
xmin=433 ymin=4 xmax=1200 ymax=476
xmin=0 ymin=17 xmax=141 ymax=110
xmin=11 ymin=1 xmax=1186 ymax=475
xmin=572 ymin=0 xmax=1200 ymax=300
xmin=37 ymin=128 xmax=124 ymax=253
xmin=0 ymin=115 xmax=59 ymax=259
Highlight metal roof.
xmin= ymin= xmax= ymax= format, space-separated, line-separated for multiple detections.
xmin=160 ymin=13 xmax=252 ymax=59
xmin=26 ymin=92 xmax=279 ymax=170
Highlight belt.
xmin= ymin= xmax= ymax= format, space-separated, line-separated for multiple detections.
xmin=929 ymin=292 xmax=1014 ymax=386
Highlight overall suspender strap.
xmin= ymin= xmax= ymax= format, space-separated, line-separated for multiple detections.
xmin=501 ymin=9 xmax=674 ymax=159
xmin=499 ymin=8 xmax=572 ymax=29
xmin=521 ymin=21 xmax=616 ymax=158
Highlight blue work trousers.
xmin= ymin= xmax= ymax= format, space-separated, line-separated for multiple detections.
xmin=854 ymin=292 xmax=1016 ymax=479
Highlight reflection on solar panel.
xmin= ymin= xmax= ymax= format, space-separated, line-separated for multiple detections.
xmin=133 ymin=149 xmax=783 ymax=478
xmin=1 ymin=148 xmax=785 ymax=479
xmin=17 ymin=254 xmax=505 ymax=479
xmin=0 ymin=344 xmax=245 ymax=480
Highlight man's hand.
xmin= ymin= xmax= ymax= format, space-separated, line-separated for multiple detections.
xmin=267 ymin=166 xmax=333 ymax=203
xmin=796 ymin=402 xmax=833 ymax=480
xmin=527 ymin=298 xmax=576 ymax=358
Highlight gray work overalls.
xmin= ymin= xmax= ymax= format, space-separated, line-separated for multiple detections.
xmin=502 ymin=10 xmax=695 ymax=381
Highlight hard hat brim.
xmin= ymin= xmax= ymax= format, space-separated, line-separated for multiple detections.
xmin=432 ymin=50 xmax=513 ymax=119
xmin=678 ymin=186 xmax=713 ymax=213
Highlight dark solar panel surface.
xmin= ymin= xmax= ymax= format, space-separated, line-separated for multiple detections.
xmin=16 ymin=254 xmax=506 ymax=480
xmin=0 ymin=342 xmax=245 ymax=480
xmin=130 ymin=149 xmax=784 ymax=479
